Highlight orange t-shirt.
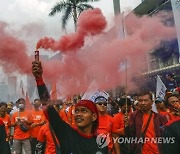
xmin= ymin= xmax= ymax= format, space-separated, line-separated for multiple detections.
xmin=59 ymin=109 xmax=68 ymax=123
xmin=0 ymin=114 xmax=11 ymax=136
xmin=142 ymin=113 xmax=159 ymax=154
xmin=113 ymin=112 xmax=132 ymax=135
xmin=11 ymin=111 xmax=32 ymax=140
xmin=30 ymin=109 xmax=46 ymax=138
xmin=59 ymin=106 xmax=76 ymax=128
xmin=66 ymin=105 xmax=75 ymax=127
xmin=97 ymin=114 xmax=114 ymax=150
xmin=37 ymin=123 xmax=57 ymax=154
xmin=159 ymin=111 xmax=172 ymax=121
xmin=113 ymin=112 xmax=124 ymax=132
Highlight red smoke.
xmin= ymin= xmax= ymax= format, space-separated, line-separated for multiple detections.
xmin=36 ymin=8 xmax=107 ymax=53
xmin=0 ymin=10 xmax=176 ymax=98
xmin=40 ymin=12 xmax=176 ymax=97
xmin=0 ymin=22 xmax=31 ymax=74
xmin=77 ymin=8 xmax=107 ymax=35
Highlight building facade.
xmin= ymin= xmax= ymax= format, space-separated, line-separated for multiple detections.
xmin=133 ymin=0 xmax=180 ymax=92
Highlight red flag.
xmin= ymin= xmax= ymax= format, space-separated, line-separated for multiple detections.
xmin=25 ymin=92 xmax=32 ymax=110
xmin=50 ymin=82 xmax=57 ymax=100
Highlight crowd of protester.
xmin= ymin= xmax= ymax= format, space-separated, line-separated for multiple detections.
xmin=0 ymin=62 xmax=179 ymax=154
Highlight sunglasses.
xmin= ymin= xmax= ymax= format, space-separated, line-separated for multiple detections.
xmin=97 ymin=102 xmax=107 ymax=106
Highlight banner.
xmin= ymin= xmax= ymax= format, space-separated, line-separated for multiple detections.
xmin=82 ymin=81 xmax=109 ymax=102
xmin=82 ymin=90 xmax=109 ymax=103
xmin=156 ymin=75 xmax=167 ymax=99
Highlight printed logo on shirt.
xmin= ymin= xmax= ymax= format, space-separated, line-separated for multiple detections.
xmin=96 ymin=152 xmax=102 ymax=154
xmin=3 ymin=121 xmax=8 ymax=126
xmin=34 ymin=115 xmax=42 ymax=120
xmin=15 ymin=117 xmax=27 ymax=121
xmin=96 ymin=133 xmax=110 ymax=149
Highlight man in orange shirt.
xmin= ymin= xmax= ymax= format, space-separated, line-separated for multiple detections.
xmin=36 ymin=122 xmax=58 ymax=154
xmin=95 ymin=96 xmax=120 ymax=154
xmin=0 ymin=102 xmax=11 ymax=140
xmin=165 ymin=93 xmax=180 ymax=118
xmin=59 ymin=100 xmax=76 ymax=127
xmin=30 ymin=99 xmax=46 ymax=154
xmin=124 ymin=91 xmax=167 ymax=154
xmin=11 ymin=98 xmax=33 ymax=154
xmin=155 ymin=98 xmax=172 ymax=121
xmin=113 ymin=97 xmax=132 ymax=154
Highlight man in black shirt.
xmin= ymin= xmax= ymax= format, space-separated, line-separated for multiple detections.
xmin=32 ymin=61 xmax=108 ymax=154
xmin=162 ymin=117 xmax=180 ymax=154
xmin=0 ymin=119 xmax=11 ymax=154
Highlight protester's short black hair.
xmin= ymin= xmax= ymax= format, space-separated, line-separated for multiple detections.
xmin=166 ymin=72 xmax=174 ymax=78
xmin=118 ymin=97 xmax=132 ymax=107
xmin=54 ymin=99 xmax=63 ymax=105
xmin=138 ymin=91 xmax=153 ymax=101
xmin=165 ymin=93 xmax=179 ymax=107
xmin=155 ymin=98 xmax=164 ymax=104
xmin=17 ymin=98 xmax=25 ymax=103
xmin=34 ymin=98 xmax=41 ymax=102
xmin=0 ymin=102 xmax=7 ymax=108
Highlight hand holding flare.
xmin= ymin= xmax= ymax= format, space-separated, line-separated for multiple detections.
xmin=32 ymin=50 xmax=43 ymax=80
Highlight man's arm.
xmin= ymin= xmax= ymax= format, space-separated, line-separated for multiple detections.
xmin=32 ymin=61 xmax=50 ymax=105
xmin=36 ymin=79 xmax=50 ymax=106
xmin=124 ymin=112 xmax=136 ymax=137
xmin=32 ymin=60 xmax=70 ymax=141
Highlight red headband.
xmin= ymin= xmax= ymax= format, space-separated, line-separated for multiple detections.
xmin=75 ymin=100 xmax=98 ymax=114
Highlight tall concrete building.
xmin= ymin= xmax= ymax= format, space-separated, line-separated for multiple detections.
xmin=0 ymin=82 xmax=8 ymax=101
xmin=8 ymin=76 xmax=17 ymax=102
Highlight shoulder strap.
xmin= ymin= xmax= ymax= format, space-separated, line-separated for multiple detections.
xmin=49 ymin=124 xmax=60 ymax=149
xmin=142 ymin=111 xmax=153 ymax=135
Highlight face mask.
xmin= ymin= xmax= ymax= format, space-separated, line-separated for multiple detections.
xmin=19 ymin=104 xmax=25 ymax=109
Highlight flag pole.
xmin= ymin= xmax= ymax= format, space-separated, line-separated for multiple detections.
xmin=125 ymin=58 xmax=128 ymax=115
xmin=121 ymin=13 xmax=128 ymax=115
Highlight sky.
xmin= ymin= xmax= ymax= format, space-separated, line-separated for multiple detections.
xmin=0 ymin=0 xmax=141 ymax=51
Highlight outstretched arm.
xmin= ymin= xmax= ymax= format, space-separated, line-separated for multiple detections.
xmin=32 ymin=61 xmax=70 ymax=141
xmin=32 ymin=61 xmax=50 ymax=106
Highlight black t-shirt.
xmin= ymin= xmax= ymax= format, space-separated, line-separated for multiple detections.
xmin=0 ymin=121 xmax=11 ymax=154
xmin=46 ymin=106 xmax=108 ymax=154
xmin=162 ymin=118 xmax=180 ymax=154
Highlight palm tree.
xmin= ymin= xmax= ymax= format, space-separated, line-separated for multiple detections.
xmin=49 ymin=0 xmax=99 ymax=31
